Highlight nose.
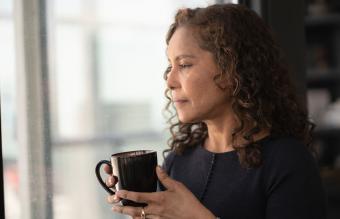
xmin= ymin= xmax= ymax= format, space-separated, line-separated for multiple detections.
xmin=166 ymin=67 xmax=180 ymax=90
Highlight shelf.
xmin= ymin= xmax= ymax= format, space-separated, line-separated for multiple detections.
xmin=307 ymin=69 xmax=340 ymax=88
xmin=320 ymin=168 xmax=340 ymax=201
xmin=314 ymin=127 xmax=340 ymax=138
xmin=305 ymin=14 xmax=340 ymax=28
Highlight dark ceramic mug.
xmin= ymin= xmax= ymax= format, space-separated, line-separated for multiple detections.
xmin=95 ymin=150 xmax=158 ymax=207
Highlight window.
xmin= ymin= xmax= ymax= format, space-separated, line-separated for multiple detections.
xmin=1 ymin=1 xmax=216 ymax=218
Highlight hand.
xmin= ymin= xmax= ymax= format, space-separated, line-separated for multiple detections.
xmin=103 ymin=164 xmax=121 ymax=203
xmin=107 ymin=166 xmax=216 ymax=219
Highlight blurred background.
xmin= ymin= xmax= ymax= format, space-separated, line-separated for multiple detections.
xmin=305 ymin=0 xmax=340 ymax=217
xmin=1 ymin=0 xmax=340 ymax=219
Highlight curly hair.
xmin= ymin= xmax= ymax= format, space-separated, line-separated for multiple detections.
xmin=163 ymin=4 xmax=315 ymax=168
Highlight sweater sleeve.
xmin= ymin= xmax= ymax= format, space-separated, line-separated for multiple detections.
xmin=263 ymin=138 xmax=327 ymax=219
xmin=158 ymin=151 xmax=176 ymax=191
xmin=162 ymin=151 xmax=176 ymax=174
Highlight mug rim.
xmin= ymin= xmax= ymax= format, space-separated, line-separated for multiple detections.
xmin=111 ymin=150 xmax=156 ymax=158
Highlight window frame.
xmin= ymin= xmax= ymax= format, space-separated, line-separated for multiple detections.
xmin=1 ymin=103 xmax=5 ymax=219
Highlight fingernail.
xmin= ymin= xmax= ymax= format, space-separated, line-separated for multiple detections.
xmin=107 ymin=196 xmax=114 ymax=203
xmin=113 ymin=195 xmax=119 ymax=202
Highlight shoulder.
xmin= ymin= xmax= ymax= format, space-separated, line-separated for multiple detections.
xmin=261 ymin=137 xmax=327 ymax=217
xmin=261 ymin=136 xmax=321 ymax=188
xmin=261 ymin=136 xmax=315 ymax=167
xmin=262 ymin=136 xmax=306 ymax=153
xmin=261 ymin=136 xmax=321 ymax=189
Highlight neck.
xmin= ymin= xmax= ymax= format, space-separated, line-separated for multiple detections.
xmin=203 ymin=112 xmax=269 ymax=153
xmin=204 ymin=117 xmax=235 ymax=153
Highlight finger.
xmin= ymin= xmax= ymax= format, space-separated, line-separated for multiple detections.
xmin=116 ymin=190 xmax=161 ymax=204
xmin=145 ymin=215 xmax=161 ymax=219
xmin=112 ymin=205 xmax=161 ymax=219
xmin=144 ymin=204 xmax=164 ymax=217
xmin=131 ymin=216 xmax=159 ymax=219
xmin=111 ymin=205 xmax=144 ymax=218
xmin=103 ymin=164 xmax=112 ymax=174
xmin=156 ymin=165 xmax=176 ymax=190
xmin=105 ymin=176 xmax=118 ymax=188
xmin=107 ymin=195 xmax=121 ymax=204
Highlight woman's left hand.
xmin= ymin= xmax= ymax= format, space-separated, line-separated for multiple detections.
xmin=107 ymin=166 xmax=216 ymax=219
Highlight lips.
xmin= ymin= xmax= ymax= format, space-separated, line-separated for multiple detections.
xmin=173 ymin=99 xmax=187 ymax=103
xmin=172 ymin=94 xmax=189 ymax=105
xmin=172 ymin=99 xmax=189 ymax=108
xmin=173 ymin=98 xmax=188 ymax=103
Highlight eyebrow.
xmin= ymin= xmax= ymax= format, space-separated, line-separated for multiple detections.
xmin=167 ymin=54 xmax=197 ymax=62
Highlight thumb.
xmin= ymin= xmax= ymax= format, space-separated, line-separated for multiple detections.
xmin=156 ymin=165 xmax=176 ymax=190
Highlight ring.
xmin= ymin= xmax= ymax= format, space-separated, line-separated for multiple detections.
xmin=141 ymin=207 xmax=146 ymax=219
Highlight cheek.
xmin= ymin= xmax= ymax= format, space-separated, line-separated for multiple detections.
xmin=189 ymin=81 xmax=217 ymax=106
xmin=198 ymin=84 xmax=229 ymax=107
xmin=186 ymin=78 xmax=206 ymax=99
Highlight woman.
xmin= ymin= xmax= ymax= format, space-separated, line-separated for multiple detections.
xmin=105 ymin=4 xmax=327 ymax=219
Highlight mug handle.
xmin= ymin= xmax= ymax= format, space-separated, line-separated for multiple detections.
xmin=95 ymin=160 xmax=115 ymax=195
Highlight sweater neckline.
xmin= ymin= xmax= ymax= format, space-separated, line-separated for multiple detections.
xmin=198 ymin=135 xmax=271 ymax=156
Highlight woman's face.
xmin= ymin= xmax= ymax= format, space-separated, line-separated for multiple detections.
xmin=166 ymin=27 xmax=232 ymax=123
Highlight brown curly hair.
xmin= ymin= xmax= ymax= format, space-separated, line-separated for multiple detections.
xmin=163 ymin=4 xmax=315 ymax=168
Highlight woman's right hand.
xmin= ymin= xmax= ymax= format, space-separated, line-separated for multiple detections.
xmin=103 ymin=164 xmax=121 ymax=203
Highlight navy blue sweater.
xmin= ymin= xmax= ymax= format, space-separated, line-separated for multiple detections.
xmin=162 ymin=136 xmax=327 ymax=219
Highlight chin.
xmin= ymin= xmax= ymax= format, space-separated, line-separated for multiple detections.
xmin=177 ymin=115 xmax=190 ymax=124
xmin=177 ymin=114 xmax=200 ymax=124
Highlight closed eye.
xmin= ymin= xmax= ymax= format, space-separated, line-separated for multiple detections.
xmin=179 ymin=64 xmax=192 ymax=68
xmin=164 ymin=64 xmax=192 ymax=79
